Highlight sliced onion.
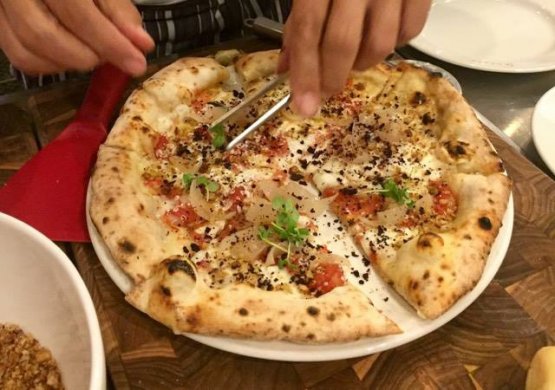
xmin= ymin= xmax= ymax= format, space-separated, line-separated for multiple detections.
xmin=168 ymin=156 xmax=201 ymax=173
xmin=415 ymin=193 xmax=433 ymax=212
xmin=298 ymin=197 xmax=333 ymax=218
xmin=219 ymin=227 xmax=268 ymax=262
xmin=245 ymin=198 xmax=275 ymax=225
xmin=377 ymin=206 xmax=408 ymax=226
xmin=189 ymin=180 xmax=229 ymax=221
xmin=257 ymin=179 xmax=280 ymax=200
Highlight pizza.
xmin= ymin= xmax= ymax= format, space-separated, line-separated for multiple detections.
xmin=90 ymin=49 xmax=511 ymax=343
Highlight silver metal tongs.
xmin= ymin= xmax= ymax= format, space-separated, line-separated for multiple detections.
xmin=209 ymin=73 xmax=291 ymax=151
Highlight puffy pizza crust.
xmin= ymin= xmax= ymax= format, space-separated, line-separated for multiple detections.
xmin=235 ymin=49 xmax=279 ymax=82
xmin=370 ymin=173 xmax=511 ymax=319
xmin=91 ymin=146 xmax=188 ymax=282
xmin=127 ymin=257 xmax=400 ymax=342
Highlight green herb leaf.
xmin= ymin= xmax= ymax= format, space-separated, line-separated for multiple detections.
xmin=196 ymin=176 xmax=220 ymax=192
xmin=182 ymin=173 xmax=219 ymax=192
xmin=182 ymin=173 xmax=195 ymax=188
xmin=381 ymin=179 xmax=414 ymax=208
xmin=258 ymin=196 xmax=310 ymax=267
xmin=209 ymin=123 xmax=226 ymax=148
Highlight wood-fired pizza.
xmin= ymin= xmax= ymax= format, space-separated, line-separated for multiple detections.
xmin=90 ymin=49 xmax=511 ymax=343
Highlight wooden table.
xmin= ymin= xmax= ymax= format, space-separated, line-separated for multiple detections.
xmin=1 ymin=38 xmax=554 ymax=389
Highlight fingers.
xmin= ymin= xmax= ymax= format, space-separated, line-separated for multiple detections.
xmin=277 ymin=21 xmax=291 ymax=74
xmin=354 ymin=0 xmax=402 ymax=70
xmin=44 ymin=0 xmax=147 ymax=76
xmin=1 ymin=0 xmax=99 ymax=72
xmin=284 ymin=0 xmax=331 ymax=117
xmin=0 ymin=4 xmax=61 ymax=74
xmin=398 ymin=0 xmax=432 ymax=45
xmin=320 ymin=0 xmax=366 ymax=97
xmin=96 ymin=0 xmax=154 ymax=53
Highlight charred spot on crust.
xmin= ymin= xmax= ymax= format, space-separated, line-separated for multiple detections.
xmin=238 ymin=308 xmax=248 ymax=316
xmin=307 ymin=306 xmax=320 ymax=316
xmin=464 ymin=234 xmax=472 ymax=240
xmin=438 ymin=276 xmax=444 ymax=283
xmin=106 ymin=197 xmax=115 ymax=205
xmin=118 ymin=239 xmax=136 ymax=253
xmin=444 ymin=140 xmax=469 ymax=158
xmin=421 ymin=113 xmax=435 ymax=125
xmin=282 ymin=324 xmax=291 ymax=333
xmin=326 ymin=313 xmax=336 ymax=321
xmin=161 ymin=286 xmax=171 ymax=296
xmin=138 ymin=203 xmax=145 ymax=212
xmin=111 ymin=166 xmax=119 ymax=173
xmin=478 ymin=216 xmax=493 ymax=230
xmin=417 ymin=233 xmax=444 ymax=249
xmin=186 ymin=314 xmax=198 ymax=326
xmin=141 ymin=125 xmax=150 ymax=134
xmin=411 ymin=91 xmax=427 ymax=106
xmin=165 ymin=258 xmax=196 ymax=280
xmin=411 ymin=280 xmax=419 ymax=290
xmin=423 ymin=271 xmax=430 ymax=280
xmin=307 ymin=333 xmax=315 ymax=340
xmin=102 ymin=217 xmax=109 ymax=224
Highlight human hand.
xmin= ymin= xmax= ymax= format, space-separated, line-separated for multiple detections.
xmin=0 ymin=0 xmax=154 ymax=76
xmin=278 ymin=0 xmax=432 ymax=117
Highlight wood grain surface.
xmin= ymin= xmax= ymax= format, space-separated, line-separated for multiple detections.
xmin=1 ymin=38 xmax=554 ymax=389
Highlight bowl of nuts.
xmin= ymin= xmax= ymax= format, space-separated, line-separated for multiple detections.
xmin=0 ymin=213 xmax=105 ymax=390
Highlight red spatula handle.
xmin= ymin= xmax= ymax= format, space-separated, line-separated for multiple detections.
xmin=76 ymin=63 xmax=131 ymax=127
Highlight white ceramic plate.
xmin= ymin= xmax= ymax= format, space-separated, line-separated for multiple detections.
xmin=0 ymin=213 xmax=106 ymax=389
xmin=532 ymin=86 xmax=555 ymax=175
xmin=411 ymin=0 xmax=555 ymax=73
xmin=86 ymin=186 xmax=514 ymax=362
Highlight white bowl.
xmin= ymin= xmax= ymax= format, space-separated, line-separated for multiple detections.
xmin=0 ymin=213 xmax=105 ymax=390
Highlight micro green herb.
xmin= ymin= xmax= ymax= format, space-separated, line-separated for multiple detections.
xmin=182 ymin=173 xmax=219 ymax=193
xmin=380 ymin=179 xmax=415 ymax=208
xmin=209 ymin=123 xmax=226 ymax=149
xmin=257 ymin=196 xmax=309 ymax=269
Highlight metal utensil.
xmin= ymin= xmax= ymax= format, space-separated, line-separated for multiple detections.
xmin=210 ymin=73 xmax=288 ymax=130
xmin=226 ymin=94 xmax=291 ymax=150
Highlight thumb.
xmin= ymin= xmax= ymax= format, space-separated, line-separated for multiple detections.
xmin=97 ymin=0 xmax=155 ymax=53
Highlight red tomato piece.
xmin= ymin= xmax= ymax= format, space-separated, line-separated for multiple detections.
xmin=154 ymin=135 xmax=169 ymax=159
xmin=162 ymin=204 xmax=204 ymax=229
xmin=431 ymin=181 xmax=457 ymax=216
xmin=309 ymin=262 xmax=346 ymax=295
xmin=262 ymin=133 xmax=289 ymax=157
xmin=332 ymin=192 xmax=384 ymax=220
xmin=227 ymin=186 xmax=246 ymax=210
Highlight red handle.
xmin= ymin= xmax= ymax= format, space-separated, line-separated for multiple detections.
xmin=76 ymin=63 xmax=131 ymax=127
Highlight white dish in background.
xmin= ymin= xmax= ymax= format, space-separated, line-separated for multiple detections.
xmin=87 ymin=185 xmax=514 ymax=362
xmin=0 ymin=213 xmax=105 ymax=389
xmin=410 ymin=0 xmax=555 ymax=73
xmin=532 ymin=86 xmax=555 ymax=175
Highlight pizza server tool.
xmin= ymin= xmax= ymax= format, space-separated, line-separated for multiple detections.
xmin=226 ymin=93 xmax=291 ymax=150
xmin=0 ymin=64 xmax=130 ymax=242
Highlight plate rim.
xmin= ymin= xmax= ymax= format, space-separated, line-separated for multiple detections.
xmin=410 ymin=0 xmax=555 ymax=73
xmin=532 ymin=86 xmax=555 ymax=175
xmin=86 ymin=185 xmax=514 ymax=362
